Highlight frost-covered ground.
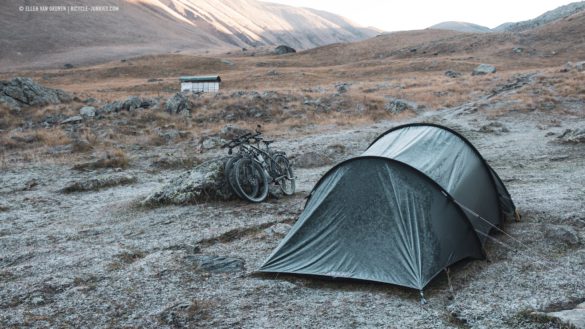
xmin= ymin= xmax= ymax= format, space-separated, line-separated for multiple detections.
xmin=1 ymin=102 xmax=584 ymax=328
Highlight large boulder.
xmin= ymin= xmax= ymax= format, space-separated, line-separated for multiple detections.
xmin=274 ymin=45 xmax=296 ymax=55
xmin=472 ymin=64 xmax=497 ymax=76
xmin=0 ymin=77 xmax=71 ymax=108
xmin=122 ymin=96 xmax=142 ymax=111
xmin=142 ymin=159 xmax=234 ymax=205
xmin=165 ymin=92 xmax=192 ymax=114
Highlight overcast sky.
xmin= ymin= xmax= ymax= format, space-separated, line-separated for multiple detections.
xmin=262 ymin=0 xmax=578 ymax=31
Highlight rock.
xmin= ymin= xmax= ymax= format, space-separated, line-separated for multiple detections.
xmin=274 ymin=45 xmax=296 ymax=55
xmin=544 ymin=224 xmax=580 ymax=247
xmin=61 ymin=115 xmax=83 ymax=124
xmin=157 ymin=300 xmax=213 ymax=327
xmin=546 ymin=302 xmax=585 ymax=329
xmin=156 ymin=128 xmax=181 ymax=141
xmin=325 ymin=144 xmax=346 ymax=158
xmin=292 ymin=151 xmax=332 ymax=168
xmin=147 ymin=78 xmax=163 ymax=83
xmin=445 ymin=70 xmax=462 ymax=78
xmin=472 ymin=64 xmax=497 ymax=76
xmin=557 ymin=129 xmax=585 ymax=144
xmin=263 ymin=223 xmax=292 ymax=237
xmin=0 ymin=77 xmax=71 ymax=108
xmin=562 ymin=61 xmax=585 ymax=73
xmin=221 ymin=59 xmax=234 ymax=66
xmin=302 ymin=86 xmax=326 ymax=93
xmin=186 ymin=255 xmax=245 ymax=273
xmin=201 ymin=136 xmax=222 ymax=150
xmin=219 ymin=124 xmax=252 ymax=140
xmin=335 ymin=82 xmax=351 ymax=94
xmin=60 ymin=174 xmax=137 ymax=193
xmin=24 ymin=178 xmax=39 ymax=190
xmin=142 ymin=159 xmax=234 ymax=205
xmin=513 ymin=47 xmax=524 ymax=53
xmin=99 ymin=101 xmax=123 ymax=113
xmin=122 ymin=96 xmax=142 ymax=111
xmin=0 ymin=95 xmax=22 ymax=111
xmin=63 ymin=63 xmax=74 ymax=69
xmin=79 ymin=106 xmax=96 ymax=117
xmin=384 ymin=97 xmax=418 ymax=114
xmin=479 ymin=122 xmax=510 ymax=134
xmin=165 ymin=92 xmax=192 ymax=114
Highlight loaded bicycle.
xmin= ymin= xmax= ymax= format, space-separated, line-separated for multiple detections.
xmin=222 ymin=129 xmax=295 ymax=203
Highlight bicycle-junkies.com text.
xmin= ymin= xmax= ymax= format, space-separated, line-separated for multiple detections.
xmin=18 ymin=5 xmax=120 ymax=13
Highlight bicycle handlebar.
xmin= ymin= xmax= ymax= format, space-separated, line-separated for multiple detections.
xmin=221 ymin=132 xmax=254 ymax=148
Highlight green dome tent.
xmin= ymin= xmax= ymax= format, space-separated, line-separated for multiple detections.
xmin=258 ymin=123 xmax=516 ymax=291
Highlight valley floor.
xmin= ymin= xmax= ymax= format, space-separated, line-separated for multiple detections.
xmin=1 ymin=100 xmax=584 ymax=328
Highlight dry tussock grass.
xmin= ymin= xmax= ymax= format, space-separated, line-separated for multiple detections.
xmin=1 ymin=128 xmax=71 ymax=150
xmin=73 ymin=147 xmax=129 ymax=171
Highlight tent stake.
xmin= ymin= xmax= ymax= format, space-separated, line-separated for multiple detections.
xmin=445 ymin=268 xmax=454 ymax=300
xmin=419 ymin=290 xmax=427 ymax=305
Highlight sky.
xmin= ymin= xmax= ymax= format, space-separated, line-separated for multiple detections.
xmin=261 ymin=0 xmax=579 ymax=31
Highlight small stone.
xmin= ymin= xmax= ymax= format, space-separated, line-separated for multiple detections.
xmin=472 ymin=64 xmax=497 ymax=76
xmin=445 ymin=70 xmax=462 ymax=78
xmin=61 ymin=115 xmax=83 ymax=124
xmin=544 ymin=224 xmax=580 ymax=247
xmin=384 ymin=97 xmax=418 ymax=114
xmin=186 ymin=255 xmax=245 ymax=273
xmin=219 ymin=125 xmax=252 ymax=140
xmin=79 ymin=106 xmax=96 ymax=117
xmin=557 ymin=129 xmax=585 ymax=144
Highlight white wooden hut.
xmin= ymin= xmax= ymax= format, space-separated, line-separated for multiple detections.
xmin=180 ymin=75 xmax=221 ymax=93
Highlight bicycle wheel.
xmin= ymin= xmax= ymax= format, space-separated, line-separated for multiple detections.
xmin=233 ymin=158 xmax=269 ymax=202
xmin=274 ymin=154 xmax=295 ymax=196
xmin=225 ymin=155 xmax=244 ymax=199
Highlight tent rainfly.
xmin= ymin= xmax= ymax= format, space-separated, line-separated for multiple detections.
xmin=258 ymin=123 xmax=516 ymax=292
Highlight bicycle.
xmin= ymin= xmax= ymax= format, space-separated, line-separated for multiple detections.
xmin=222 ymin=129 xmax=295 ymax=202
xmin=246 ymin=135 xmax=295 ymax=196
xmin=222 ymin=132 xmax=268 ymax=202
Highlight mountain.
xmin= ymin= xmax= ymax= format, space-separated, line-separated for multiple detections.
xmin=428 ymin=21 xmax=492 ymax=33
xmin=494 ymin=1 xmax=585 ymax=32
xmin=0 ymin=0 xmax=377 ymax=70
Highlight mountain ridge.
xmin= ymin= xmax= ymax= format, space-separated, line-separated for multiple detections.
xmin=0 ymin=0 xmax=378 ymax=70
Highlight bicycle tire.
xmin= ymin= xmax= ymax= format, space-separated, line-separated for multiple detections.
xmin=233 ymin=158 xmax=269 ymax=203
xmin=225 ymin=155 xmax=244 ymax=199
xmin=274 ymin=154 xmax=295 ymax=196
